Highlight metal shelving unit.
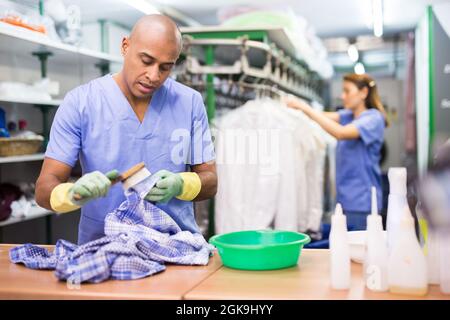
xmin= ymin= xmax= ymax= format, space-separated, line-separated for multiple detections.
xmin=180 ymin=26 xmax=324 ymax=121
xmin=0 ymin=18 xmax=124 ymax=144
xmin=0 ymin=206 xmax=53 ymax=228
xmin=0 ymin=97 xmax=62 ymax=107
xmin=0 ymin=153 xmax=45 ymax=164
xmin=0 ymin=3 xmax=121 ymax=239
xmin=0 ymin=21 xmax=122 ymax=66
xmin=0 ymin=98 xmax=61 ymax=146
xmin=0 ymin=151 xmax=49 ymax=235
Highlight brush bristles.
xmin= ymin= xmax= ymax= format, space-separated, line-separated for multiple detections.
xmin=122 ymin=168 xmax=152 ymax=191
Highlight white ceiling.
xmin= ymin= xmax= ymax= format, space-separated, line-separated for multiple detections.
xmin=59 ymin=0 xmax=450 ymax=37
xmin=154 ymin=0 xmax=450 ymax=37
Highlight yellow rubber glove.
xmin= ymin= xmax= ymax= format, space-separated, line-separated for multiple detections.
xmin=50 ymin=170 xmax=119 ymax=213
xmin=176 ymin=172 xmax=202 ymax=201
xmin=145 ymin=171 xmax=202 ymax=203
xmin=50 ymin=182 xmax=80 ymax=213
xmin=145 ymin=170 xmax=184 ymax=203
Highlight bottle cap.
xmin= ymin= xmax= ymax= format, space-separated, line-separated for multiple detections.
xmin=332 ymin=203 xmax=347 ymax=231
xmin=388 ymin=167 xmax=407 ymax=196
xmin=335 ymin=203 xmax=343 ymax=216
xmin=367 ymin=186 xmax=383 ymax=231
xmin=371 ymin=186 xmax=378 ymax=216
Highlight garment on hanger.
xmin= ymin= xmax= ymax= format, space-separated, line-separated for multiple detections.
xmin=214 ymin=98 xmax=332 ymax=234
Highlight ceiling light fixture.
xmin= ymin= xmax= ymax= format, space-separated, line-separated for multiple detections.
xmin=372 ymin=0 xmax=384 ymax=37
xmin=347 ymin=44 xmax=359 ymax=62
xmin=121 ymin=0 xmax=160 ymax=14
xmin=354 ymin=62 xmax=366 ymax=75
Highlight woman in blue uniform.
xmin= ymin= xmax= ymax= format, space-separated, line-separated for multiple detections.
xmin=285 ymin=73 xmax=389 ymax=230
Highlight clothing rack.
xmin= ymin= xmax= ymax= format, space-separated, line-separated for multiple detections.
xmin=179 ymin=35 xmax=323 ymax=105
xmin=181 ymin=79 xmax=291 ymax=103
xmin=178 ymin=27 xmax=326 ymax=237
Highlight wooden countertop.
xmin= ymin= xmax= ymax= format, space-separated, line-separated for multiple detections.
xmin=0 ymin=244 xmax=222 ymax=300
xmin=184 ymin=249 xmax=450 ymax=300
xmin=1 ymin=244 xmax=449 ymax=300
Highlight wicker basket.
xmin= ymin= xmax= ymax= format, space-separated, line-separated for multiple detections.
xmin=0 ymin=138 xmax=43 ymax=157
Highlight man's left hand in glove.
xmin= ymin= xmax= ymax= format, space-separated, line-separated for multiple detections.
xmin=145 ymin=170 xmax=202 ymax=203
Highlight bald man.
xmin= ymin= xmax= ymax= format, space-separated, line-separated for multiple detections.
xmin=35 ymin=15 xmax=217 ymax=244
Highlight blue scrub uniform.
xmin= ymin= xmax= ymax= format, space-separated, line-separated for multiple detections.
xmin=46 ymin=74 xmax=215 ymax=244
xmin=336 ymin=108 xmax=385 ymax=230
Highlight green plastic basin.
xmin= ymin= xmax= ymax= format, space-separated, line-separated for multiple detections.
xmin=209 ymin=230 xmax=311 ymax=270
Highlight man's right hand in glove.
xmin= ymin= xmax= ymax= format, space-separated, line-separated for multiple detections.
xmin=50 ymin=170 xmax=119 ymax=213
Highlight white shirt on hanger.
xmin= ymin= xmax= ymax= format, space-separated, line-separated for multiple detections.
xmin=214 ymin=98 xmax=332 ymax=234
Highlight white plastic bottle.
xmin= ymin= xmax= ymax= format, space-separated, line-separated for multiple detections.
xmin=330 ymin=203 xmax=351 ymax=290
xmin=415 ymin=202 xmax=440 ymax=285
xmin=439 ymin=232 xmax=450 ymax=294
xmin=386 ymin=167 xmax=408 ymax=253
xmin=388 ymin=205 xmax=428 ymax=296
xmin=426 ymin=228 xmax=441 ymax=286
xmin=364 ymin=187 xmax=388 ymax=292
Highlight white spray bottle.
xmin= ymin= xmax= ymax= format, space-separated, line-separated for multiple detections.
xmin=439 ymin=232 xmax=450 ymax=294
xmin=330 ymin=203 xmax=351 ymax=290
xmin=387 ymin=167 xmax=408 ymax=254
xmin=388 ymin=205 xmax=428 ymax=296
xmin=415 ymin=202 xmax=441 ymax=285
xmin=364 ymin=187 xmax=388 ymax=292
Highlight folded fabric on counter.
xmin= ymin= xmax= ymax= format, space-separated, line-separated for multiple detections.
xmin=9 ymin=174 xmax=214 ymax=284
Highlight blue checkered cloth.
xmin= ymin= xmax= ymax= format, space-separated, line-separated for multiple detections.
xmin=9 ymin=174 xmax=214 ymax=284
